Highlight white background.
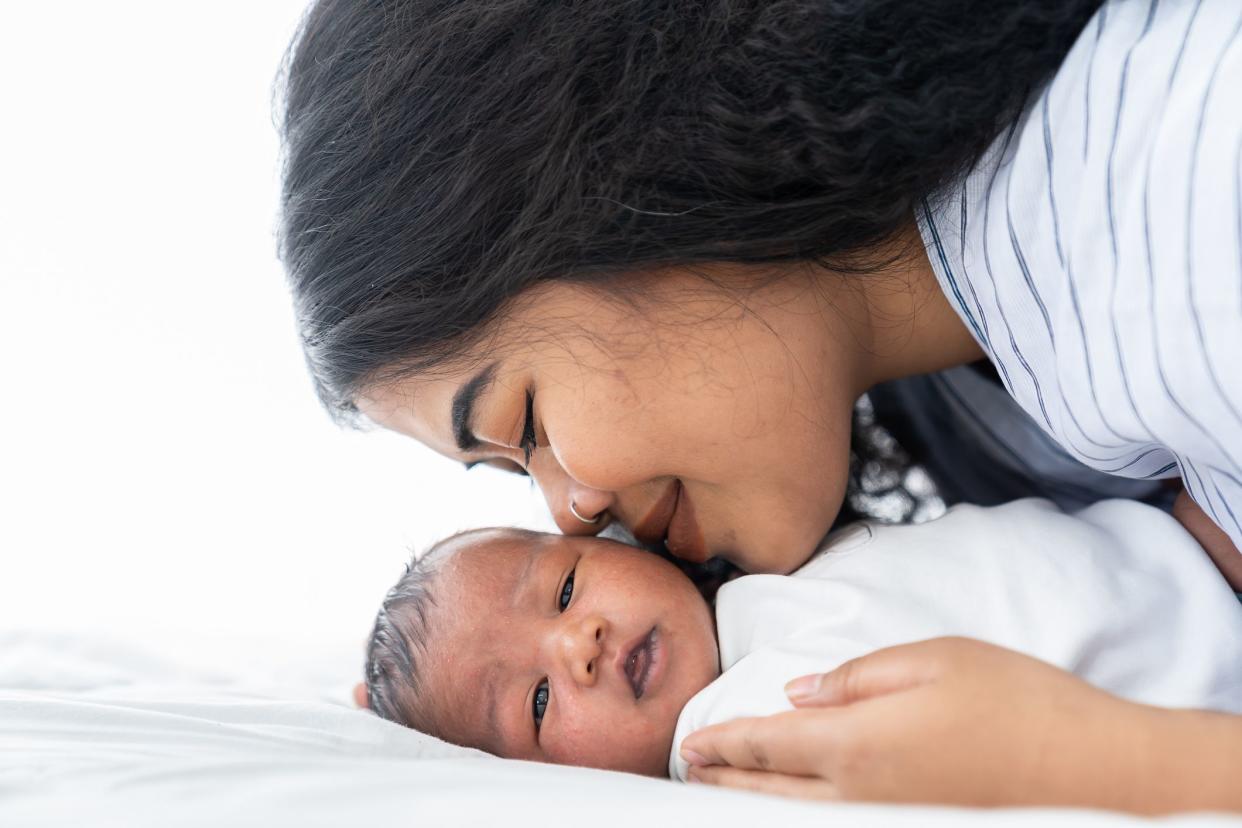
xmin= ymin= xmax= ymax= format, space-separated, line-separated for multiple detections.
xmin=0 ymin=2 xmax=549 ymax=667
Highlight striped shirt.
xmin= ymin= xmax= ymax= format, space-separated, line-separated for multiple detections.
xmin=913 ymin=0 xmax=1242 ymax=553
xmin=868 ymin=365 xmax=1171 ymax=514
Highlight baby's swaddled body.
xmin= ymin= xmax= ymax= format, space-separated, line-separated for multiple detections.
xmin=670 ymin=498 xmax=1242 ymax=780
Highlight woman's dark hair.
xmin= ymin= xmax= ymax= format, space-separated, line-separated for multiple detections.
xmin=278 ymin=0 xmax=1103 ymax=421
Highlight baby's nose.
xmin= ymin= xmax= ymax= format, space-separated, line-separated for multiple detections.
xmin=559 ymin=615 xmax=607 ymax=687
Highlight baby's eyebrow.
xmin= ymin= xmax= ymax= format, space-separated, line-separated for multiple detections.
xmin=510 ymin=548 xmax=539 ymax=609
xmin=482 ymin=661 xmax=504 ymax=749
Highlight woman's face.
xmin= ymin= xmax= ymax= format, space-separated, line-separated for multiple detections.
xmin=359 ymin=268 xmax=865 ymax=574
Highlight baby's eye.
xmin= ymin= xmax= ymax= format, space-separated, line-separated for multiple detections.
xmin=532 ymin=679 xmax=549 ymax=730
xmin=558 ymin=570 xmax=575 ymax=612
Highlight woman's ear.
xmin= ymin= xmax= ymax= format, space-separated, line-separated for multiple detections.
xmin=352 ymin=681 xmax=370 ymax=709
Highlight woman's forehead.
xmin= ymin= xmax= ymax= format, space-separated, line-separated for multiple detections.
xmin=355 ymin=372 xmax=462 ymax=449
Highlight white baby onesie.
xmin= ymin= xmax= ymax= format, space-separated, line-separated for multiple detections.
xmin=669 ymin=498 xmax=1242 ymax=780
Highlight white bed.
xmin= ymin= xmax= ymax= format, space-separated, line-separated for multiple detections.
xmin=3 ymin=630 xmax=1239 ymax=828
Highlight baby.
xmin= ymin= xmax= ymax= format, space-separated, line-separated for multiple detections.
xmin=362 ymin=499 xmax=1242 ymax=779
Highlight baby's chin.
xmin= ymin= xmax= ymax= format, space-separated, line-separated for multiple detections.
xmin=601 ymin=680 xmax=720 ymax=779
xmin=554 ymin=680 xmax=712 ymax=778
xmin=587 ymin=720 xmax=680 ymax=778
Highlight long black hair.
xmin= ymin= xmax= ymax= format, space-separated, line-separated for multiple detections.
xmin=279 ymin=0 xmax=1103 ymax=420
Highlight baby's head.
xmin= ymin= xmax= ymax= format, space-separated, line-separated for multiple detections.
xmin=365 ymin=528 xmax=720 ymax=776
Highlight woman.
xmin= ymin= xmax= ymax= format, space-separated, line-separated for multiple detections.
xmin=279 ymin=0 xmax=1242 ymax=811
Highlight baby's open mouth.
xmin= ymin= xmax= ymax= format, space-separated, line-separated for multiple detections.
xmin=623 ymin=627 xmax=659 ymax=700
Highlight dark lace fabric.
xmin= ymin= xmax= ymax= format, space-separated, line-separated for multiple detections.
xmin=867 ymin=363 xmax=1172 ymax=513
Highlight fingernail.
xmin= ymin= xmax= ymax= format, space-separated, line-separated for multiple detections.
xmin=785 ymin=673 xmax=823 ymax=702
xmin=681 ymin=748 xmax=708 ymax=767
xmin=686 ymin=769 xmax=702 ymax=784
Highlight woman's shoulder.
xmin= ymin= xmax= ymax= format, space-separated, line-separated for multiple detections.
xmin=915 ymin=0 xmax=1242 ymax=552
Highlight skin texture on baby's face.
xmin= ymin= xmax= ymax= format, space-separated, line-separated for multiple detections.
xmin=415 ymin=530 xmax=720 ymax=776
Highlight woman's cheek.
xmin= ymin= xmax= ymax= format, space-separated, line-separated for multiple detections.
xmin=547 ymin=407 xmax=676 ymax=491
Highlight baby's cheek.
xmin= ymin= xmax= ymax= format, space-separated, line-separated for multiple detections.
xmin=551 ymin=709 xmax=671 ymax=777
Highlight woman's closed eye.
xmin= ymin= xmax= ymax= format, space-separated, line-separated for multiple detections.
xmin=519 ymin=388 xmax=538 ymax=465
xmin=461 ymin=388 xmax=538 ymax=477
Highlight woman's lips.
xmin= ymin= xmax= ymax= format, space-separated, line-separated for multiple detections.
xmin=632 ymin=480 xmax=709 ymax=562
xmin=632 ymin=481 xmax=678 ymax=546
xmin=665 ymin=484 xmax=708 ymax=562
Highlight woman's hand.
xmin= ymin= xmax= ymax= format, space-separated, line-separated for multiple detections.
xmin=680 ymin=637 xmax=1242 ymax=813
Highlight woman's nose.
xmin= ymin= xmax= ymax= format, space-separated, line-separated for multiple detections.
xmin=529 ymin=455 xmax=615 ymax=536
xmin=554 ymin=614 xmax=608 ymax=688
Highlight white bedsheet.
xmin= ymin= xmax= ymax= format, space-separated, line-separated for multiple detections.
xmin=3 ymin=630 xmax=1238 ymax=828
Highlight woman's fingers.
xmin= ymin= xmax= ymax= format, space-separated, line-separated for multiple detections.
xmin=683 ymin=640 xmax=1193 ymax=811
xmin=683 ymin=639 xmax=992 ymax=778
xmin=688 ymin=765 xmax=841 ymax=801
xmin=681 ymin=709 xmax=837 ymax=777
xmin=786 ymin=637 xmax=965 ymax=707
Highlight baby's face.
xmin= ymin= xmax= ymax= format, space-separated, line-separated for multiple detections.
xmin=418 ymin=530 xmax=719 ymax=776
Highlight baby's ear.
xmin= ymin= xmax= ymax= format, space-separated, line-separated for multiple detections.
xmin=352 ymin=682 xmax=370 ymax=709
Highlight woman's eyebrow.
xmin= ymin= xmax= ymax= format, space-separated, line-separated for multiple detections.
xmin=450 ymin=361 xmax=499 ymax=451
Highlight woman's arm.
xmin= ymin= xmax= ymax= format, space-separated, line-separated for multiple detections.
xmin=1174 ymin=488 xmax=1242 ymax=592
xmin=681 ymin=638 xmax=1242 ymax=813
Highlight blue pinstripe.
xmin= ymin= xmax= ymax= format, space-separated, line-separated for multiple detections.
xmin=957 ymin=188 xmax=1013 ymax=396
xmin=1083 ymin=4 xmax=1109 ymax=161
xmin=1136 ymin=0 xmax=1242 ymax=471
xmin=1183 ymin=7 xmax=1242 ymax=428
xmin=1042 ymin=95 xmax=1067 ymax=270
xmin=1102 ymin=0 xmax=1163 ymax=456
xmin=980 ymin=120 xmax=1058 ymax=434
xmin=921 ymin=198 xmax=986 ymax=349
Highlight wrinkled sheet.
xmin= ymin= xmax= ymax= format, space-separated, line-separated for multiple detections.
xmin=3 ymin=630 xmax=1238 ymax=828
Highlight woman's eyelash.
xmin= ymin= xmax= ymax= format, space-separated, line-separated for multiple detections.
xmin=520 ymin=389 xmax=537 ymax=466
xmin=558 ymin=569 xmax=575 ymax=612
xmin=463 ymin=459 xmax=529 ymax=478
xmin=532 ymin=679 xmax=549 ymax=730
xmin=459 ymin=390 xmax=535 ymax=475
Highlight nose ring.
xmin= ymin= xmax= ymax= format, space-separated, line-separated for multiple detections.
xmin=569 ymin=499 xmax=602 ymax=525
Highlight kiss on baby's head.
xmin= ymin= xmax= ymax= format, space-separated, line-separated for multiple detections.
xmin=365 ymin=528 xmax=720 ymax=776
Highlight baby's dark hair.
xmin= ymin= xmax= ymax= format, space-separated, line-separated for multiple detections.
xmin=363 ymin=538 xmax=451 ymax=729
xmin=364 ymin=527 xmax=543 ymax=731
